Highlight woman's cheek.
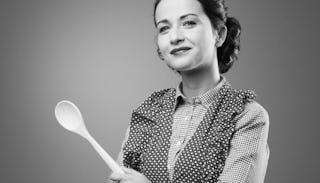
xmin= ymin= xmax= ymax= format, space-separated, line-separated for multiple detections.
xmin=157 ymin=37 xmax=169 ymax=57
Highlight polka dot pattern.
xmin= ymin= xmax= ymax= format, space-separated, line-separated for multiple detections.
xmin=122 ymin=82 xmax=255 ymax=183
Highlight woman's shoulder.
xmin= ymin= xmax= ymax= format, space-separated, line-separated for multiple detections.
xmin=148 ymin=88 xmax=175 ymax=100
xmin=234 ymin=99 xmax=270 ymax=129
xmin=243 ymin=99 xmax=268 ymax=115
xmin=134 ymin=88 xmax=175 ymax=112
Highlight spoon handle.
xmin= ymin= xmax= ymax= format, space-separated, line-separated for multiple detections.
xmin=86 ymin=133 xmax=125 ymax=174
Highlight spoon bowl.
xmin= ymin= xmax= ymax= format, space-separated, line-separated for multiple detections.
xmin=54 ymin=100 xmax=124 ymax=175
xmin=55 ymin=100 xmax=84 ymax=134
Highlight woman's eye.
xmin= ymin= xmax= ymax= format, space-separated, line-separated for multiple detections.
xmin=183 ymin=21 xmax=196 ymax=28
xmin=159 ymin=26 xmax=169 ymax=33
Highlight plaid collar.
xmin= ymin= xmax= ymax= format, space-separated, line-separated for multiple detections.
xmin=174 ymin=76 xmax=227 ymax=108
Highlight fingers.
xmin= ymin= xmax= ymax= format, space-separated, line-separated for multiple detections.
xmin=109 ymin=167 xmax=140 ymax=181
xmin=109 ymin=180 xmax=119 ymax=183
xmin=110 ymin=172 xmax=125 ymax=181
xmin=110 ymin=167 xmax=151 ymax=183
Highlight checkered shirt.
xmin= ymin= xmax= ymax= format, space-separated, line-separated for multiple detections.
xmin=115 ymin=77 xmax=269 ymax=183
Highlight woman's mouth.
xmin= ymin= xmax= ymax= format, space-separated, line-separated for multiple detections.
xmin=170 ymin=47 xmax=192 ymax=56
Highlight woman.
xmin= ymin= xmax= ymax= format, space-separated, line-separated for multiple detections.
xmin=110 ymin=0 xmax=269 ymax=182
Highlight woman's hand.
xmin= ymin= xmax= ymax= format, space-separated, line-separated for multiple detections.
xmin=110 ymin=166 xmax=151 ymax=183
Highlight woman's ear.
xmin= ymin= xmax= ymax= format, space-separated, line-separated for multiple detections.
xmin=215 ymin=25 xmax=227 ymax=47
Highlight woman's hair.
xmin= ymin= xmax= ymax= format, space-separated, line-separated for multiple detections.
xmin=154 ymin=0 xmax=241 ymax=74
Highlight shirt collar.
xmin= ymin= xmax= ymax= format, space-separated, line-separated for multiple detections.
xmin=175 ymin=76 xmax=226 ymax=108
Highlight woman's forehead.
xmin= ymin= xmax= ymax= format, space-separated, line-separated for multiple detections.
xmin=155 ymin=0 xmax=204 ymax=23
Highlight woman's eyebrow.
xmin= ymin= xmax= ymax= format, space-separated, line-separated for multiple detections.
xmin=180 ymin=13 xmax=198 ymax=20
xmin=156 ymin=13 xmax=199 ymax=27
xmin=156 ymin=19 xmax=169 ymax=27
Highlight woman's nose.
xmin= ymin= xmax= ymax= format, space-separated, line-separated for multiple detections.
xmin=170 ymin=27 xmax=184 ymax=45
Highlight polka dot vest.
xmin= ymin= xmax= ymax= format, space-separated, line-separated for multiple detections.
xmin=122 ymin=81 xmax=256 ymax=183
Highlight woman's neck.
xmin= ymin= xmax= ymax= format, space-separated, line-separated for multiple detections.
xmin=180 ymin=67 xmax=221 ymax=98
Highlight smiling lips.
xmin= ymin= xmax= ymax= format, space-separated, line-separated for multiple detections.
xmin=170 ymin=47 xmax=192 ymax=56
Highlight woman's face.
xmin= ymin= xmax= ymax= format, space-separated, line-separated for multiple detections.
xmin=155 ymin=0 xmax=219 ymax=73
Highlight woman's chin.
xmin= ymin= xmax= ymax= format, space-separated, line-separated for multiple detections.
xmin=166 ymin=59 xmax=193 ymax=71
xmin=169 ymin=64 xmax=190 ymax=72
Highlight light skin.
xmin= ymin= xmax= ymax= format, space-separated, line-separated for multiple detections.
xmin=156 ymin=0 xmax=226 ymax=98
xmin=110 ymin=0 xmax=226 ymax=182
xmin=110 ymin=166 xmax=150 ymax=183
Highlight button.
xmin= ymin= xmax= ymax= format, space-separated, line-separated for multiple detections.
xmin=184 ymin=116 xmax=190 ymax=121
xmin=176 ymin=140 xmax=182 ymax=147
xmin=194 ymin=98 xmax=201 ymax=104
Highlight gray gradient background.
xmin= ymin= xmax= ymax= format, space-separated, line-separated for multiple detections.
xmin=1 ymin=0 xmax=319 ymax=182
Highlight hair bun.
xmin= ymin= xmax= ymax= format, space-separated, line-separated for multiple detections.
xmin=217 ymin=16 xmax=241 ymax=73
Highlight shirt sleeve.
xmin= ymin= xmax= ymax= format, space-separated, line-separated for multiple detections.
xmin=107 ymin=127 xmax=129 ymax=183
xmin=115 ymin=126 xmax=130 ymax=166
xmin=217 ymin=100 xmax=270 ymax=183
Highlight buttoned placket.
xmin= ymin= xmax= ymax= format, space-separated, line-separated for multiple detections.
xmin=168 ymin=99 xmax=201 ymax=178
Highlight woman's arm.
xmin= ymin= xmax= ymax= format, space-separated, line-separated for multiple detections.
xmin=217 ymin=100 xmax=270 ymax=183
xmin=107 ymin=127 xmax=129 ymax=183
xmin=108 ymin=127 xmax=151 ymax=183
xmin=109 ymin=100 xmax=269 ymax=183
xmin=116 ymin=126 xmax=130 ymax=166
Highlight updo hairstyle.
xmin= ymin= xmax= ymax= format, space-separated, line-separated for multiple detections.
xmin=153 ymin=0 xmax=241 ymax=74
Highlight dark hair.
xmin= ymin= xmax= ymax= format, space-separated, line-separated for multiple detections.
xmin=153 ymin=0 xmax=241 ymax=74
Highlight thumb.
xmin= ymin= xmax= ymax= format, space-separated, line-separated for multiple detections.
xmin=110 ymin=171 xmax=125 ymax=181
